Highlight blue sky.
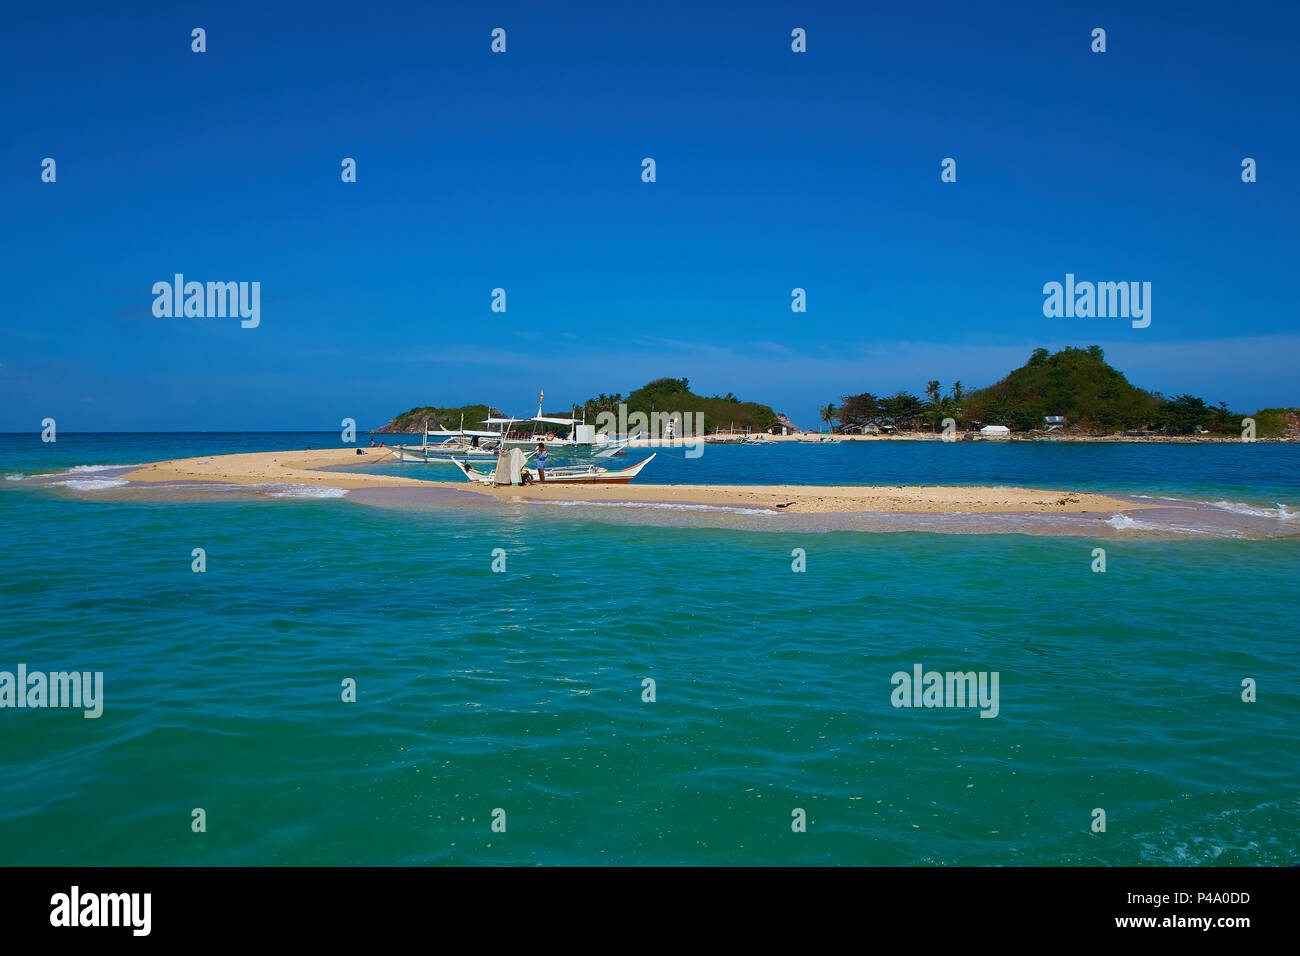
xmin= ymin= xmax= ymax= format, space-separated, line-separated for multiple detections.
xmin=2 ymin=0 xmax=1296 ymax=431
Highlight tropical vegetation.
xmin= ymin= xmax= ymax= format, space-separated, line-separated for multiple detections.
xmin=835 ymin=346 xmax=1286 ymax=436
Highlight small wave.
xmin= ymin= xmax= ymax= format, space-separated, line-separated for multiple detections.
xmin=1106 ymin=513 xmax=1147 ymax=530
xmin=5 ymin=465 xmax=142 ymax=483
xmin=66 ymin=463 xmax=146 ymax=474
xmin=524 ymin=499 xmax=780 ymax=516
xmin=1105 ymin=512 xmax=1239 ymax=537
xmin=60 ymin=478 xmax=129 ymax=491
xmin=1205 ymin=500 xmax=1298 ymax=521
xmin=262 ymin=484 xmax=349 ymax=499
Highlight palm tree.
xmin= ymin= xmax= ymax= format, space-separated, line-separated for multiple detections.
xmin=819 ymin=403 xmax=837 ymax=434
xmin=925 ymin=381 xmax=942 ymax=405
xmin=951 ymin=381 xmax=964 ymax=403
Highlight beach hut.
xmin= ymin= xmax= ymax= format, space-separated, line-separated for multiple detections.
xmin=769 ymin=413 xmax=797 ymax=436
xmin=979 ymin=425 xmax=1011 ymax=438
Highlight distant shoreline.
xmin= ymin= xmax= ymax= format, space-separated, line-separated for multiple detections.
xmin=362 ymin=430 xmax=1289 ymax=444
xmin=620 ymin=432 xmax=1289 ymax=445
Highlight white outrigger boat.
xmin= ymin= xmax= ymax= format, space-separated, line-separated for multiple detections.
xmin=393 ymin=392 xmax=634 ymax=462
xmin=452 ymin=447 xmax=657 ymax=485
xmin=488 ymin=417 xmax=633 ymax=458
xmin=391 ymin=427 xmax=506 ymax=463
xmin=487 ymin=392 xmax=633 ymax=458
xmin=795 ymin=433 xmax=841 ymax=444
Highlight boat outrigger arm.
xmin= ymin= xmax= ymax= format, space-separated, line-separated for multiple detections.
xmin=392 ymin=423 xmax=525 ymax=462
xmin=452 ymin=452 xmax=657 ymax=485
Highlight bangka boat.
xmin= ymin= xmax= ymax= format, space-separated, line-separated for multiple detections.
xmin=391 ymin=427 xmax=505 ymax=462
xmin=485 ymin=391 xmax=634 ymax=458
xmin=487 ymin=416 xmax=632 ymax=458
xmin=452 ymin=451 xmax=657 ymax=485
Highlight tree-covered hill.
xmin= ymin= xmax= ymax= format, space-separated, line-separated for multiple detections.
xmin=962 ymin=346 xmax=1163 ymax=432
xmin=581 ymin=378 xmax=780 ymax=433
xmin=372 ymin=404 xmax=496 ymax=434
xmin=372 ymin=379 xmax=783 ymax=435
xmin=835 ymin=346 xmax=1284 ymax=436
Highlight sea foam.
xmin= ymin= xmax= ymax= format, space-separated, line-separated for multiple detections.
xmin=1106 ymin=513 xmax=1147 ymax=530
xmin=263 ymin=483 xmax=349 ymax=499
xmin=1106 ymin=512 xmax=1239 ymax=537
xmin=60 ymin=478 xmax=129 ymax=491
xmin=1205 ymin=500 xmax=1298 ymax=521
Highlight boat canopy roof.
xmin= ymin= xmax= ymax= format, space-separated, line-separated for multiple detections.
xmin=482 ymin=416 xmax=577 ymax=426
xmin=433 ymin=429 xmax=499 ymax=437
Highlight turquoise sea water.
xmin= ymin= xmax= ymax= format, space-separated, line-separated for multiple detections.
xmin=1 ymin=434 xmax=1297 ymax=865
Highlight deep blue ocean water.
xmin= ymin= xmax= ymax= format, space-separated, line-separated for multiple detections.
xmin=1 ymin=433 xmax=1296 ymax=865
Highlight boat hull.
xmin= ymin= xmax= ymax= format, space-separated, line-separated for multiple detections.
xmin=453 ymin=453 xmax=656 ymax=485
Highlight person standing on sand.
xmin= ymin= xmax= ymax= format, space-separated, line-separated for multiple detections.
xmin=536 ymin=442 xmax=547 ymax=483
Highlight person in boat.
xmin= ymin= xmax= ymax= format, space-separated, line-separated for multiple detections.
xmin=536 ymin=442 xmax=547 ymax=482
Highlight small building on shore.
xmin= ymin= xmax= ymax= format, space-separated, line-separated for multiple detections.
xmin=979 ymin=425 xmax=1011 ymax=438
xmin=769 ymin=414 xmax=797 ymax=436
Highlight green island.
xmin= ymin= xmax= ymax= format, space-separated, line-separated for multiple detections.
xmin=836 ymin=346 xmax=1295 ymax=438
xmin=372 ymin=378 xmax=783 ymax=435
xmin=373 ymin=347 xmax=1297 ymax=439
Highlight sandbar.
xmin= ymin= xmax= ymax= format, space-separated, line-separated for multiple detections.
xmin=119 ymin=446 xmax=1145 ymax=515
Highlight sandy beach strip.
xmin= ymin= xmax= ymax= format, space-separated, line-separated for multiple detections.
xmin=118 ymin=446 xmax=1146 ymax=515
xmin=120 ymin=447 xmax=432 ymax=490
